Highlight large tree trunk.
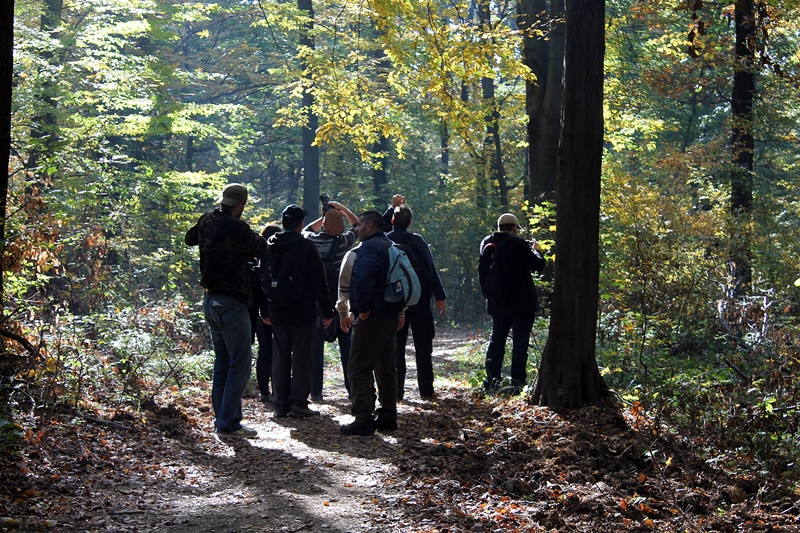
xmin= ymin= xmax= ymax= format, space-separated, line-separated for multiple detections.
xmin=729 ymin=0 xmax=755 ymax=294
xmin=298 ymin=0 xmax=320 ymax=219
xmin=532 ymin=0 xmax=610 ymax=408
xmin=520 ymin=0 xmax=564 ymax=203
xmin=0 ymin=0 xmax=14 ymax=307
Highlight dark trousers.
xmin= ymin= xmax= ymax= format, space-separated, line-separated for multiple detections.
xmin=485 ymin=314 xmax=535 ymax=388
xmin=348 ymin=315 xmax=398 ymax=423
xmin=312 ymin=322 xmax=352 ymax=396
xmin=395 ymin=300 xmax=435 ymax=399
xmin=272 ymin=323 xmax=316 ymax=413
xmin=255 ymin=321 xmax=273 ymax=396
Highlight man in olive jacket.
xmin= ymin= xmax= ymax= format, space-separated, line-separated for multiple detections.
xmin=479 ymin=212 xmax=545 ymax=393
xmin=185 ymin=183 xmax=268 ymax=438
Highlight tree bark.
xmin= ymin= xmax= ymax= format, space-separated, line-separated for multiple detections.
xmin=27 ymin=0 xmax=63 ymax=172
xmin=729 ymin=0 xmax=755 ymax=294
xmin=0 ymin=0 xmax=14 ymax=307
xmin=298 ymin=0 xmax=320 ymax=219
xmin=520 ymin=0 xmax=564 ymax=203
xmin=532 ymin=0 xmax=610 ymax=409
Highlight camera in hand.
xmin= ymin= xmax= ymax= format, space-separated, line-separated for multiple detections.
xmin=320 ymin=194 xmax=331 ymax=213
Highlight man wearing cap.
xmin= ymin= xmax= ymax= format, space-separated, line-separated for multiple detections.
xmin=185 ymin=183 xmax=268 ymax=438
xmin=479 ymin=212 xmax=546 ymax=394
xmin=302 ymin=200 xmax=359 ymax=401
xmin=263 ymin=204 xmax=335 ymax=418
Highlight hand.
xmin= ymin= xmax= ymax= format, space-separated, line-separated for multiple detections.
xmin=529 ymin=239 xmax=543 ymax=252
xmin=358 ymin=311 xmax=371 ymax=321
xmin=328 ymin=200 xmax=342 ymax=210
xmin=391 ymin=194 xmax=405 ymax=208
xmin=397 ymin=315 xmax=405 ymax=330
xmin=435 ymin=300 xmax=446 ymax=316
xmin=323 ymin=316 xmax=333 ymax=328
xmin=340 ymin=315 xmax=352 ymax=332
xmin=262 ymin=317 xmax=271 ymax=325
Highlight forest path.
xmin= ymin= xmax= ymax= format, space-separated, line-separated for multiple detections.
xmin=139 ymin=327 xmax=480 ymax=532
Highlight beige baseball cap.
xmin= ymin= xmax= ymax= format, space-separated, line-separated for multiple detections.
xmin=497 ymin=212 xmax=521 ymax=229
xmin=215 ymin=183 xmax=248 ymax=206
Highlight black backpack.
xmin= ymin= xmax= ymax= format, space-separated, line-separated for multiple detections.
xmin=263 ymin=246 xmax=306 ymax=309
xmin=478 ymin=237 xmax=510 ymax=300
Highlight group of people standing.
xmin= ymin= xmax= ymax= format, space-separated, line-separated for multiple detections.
xmin=185 ymin=183 xmax=544 ymax=439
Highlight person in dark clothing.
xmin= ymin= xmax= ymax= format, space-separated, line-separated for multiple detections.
xmin=262 ymin=204 xmax=334 ymax=419
xmin=302 ymin=201 xmax=358 ymax=401
xmin=340 ymin=210 xmax=404 ymax=436
xmin=479 ymin=212 xmax=546 ymax=393
xmin=185 ymin=183 xmax=268 ymax=438
xmin=253 ymin=223 xmax=282 ymax=404
xmin=382 ymin=195 xmax=446 ymax=401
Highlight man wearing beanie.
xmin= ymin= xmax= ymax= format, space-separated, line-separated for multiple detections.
xmin=262 ymin=204 xmax=335 ymax=418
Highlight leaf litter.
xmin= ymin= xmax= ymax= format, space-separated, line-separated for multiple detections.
xmin=1 ymin=328 xmax=798 ymax=532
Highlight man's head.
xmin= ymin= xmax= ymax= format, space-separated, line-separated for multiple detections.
xmin=216 ymin=183 xmax=248 ymax=217
xmin=497 ymin=212 xmax=521 ymax=234
xmin=356 ymin=210 xmax=384 ymax=241
xmin=392 ymin=205 xmax=412 ymax=230
xmin=322 ymin=208 xmax=345 ymax=236
xmin=281 ymin=204 xmax=307 ymax=231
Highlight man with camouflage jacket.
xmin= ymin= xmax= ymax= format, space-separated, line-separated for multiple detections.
xmin=185 ymin=183 xmax=268 ymax=438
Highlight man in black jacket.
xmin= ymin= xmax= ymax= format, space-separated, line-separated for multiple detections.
xmin=185 ymin=183 xmax=268 ymax=438
xmin=382 ymin=196 xmax=446 ymax=401
xmin=262 ymin=204 xmax=334 ymax=418
xmin=479 ymin=212 xmax=545 ymax=394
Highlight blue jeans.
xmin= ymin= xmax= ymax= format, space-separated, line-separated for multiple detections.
xmin=312 ymin=322 xmax=352 ymax=396
xmin=204 ymin=293 xmax=253 ymax=432
xmin=485 ymin=314 xmax=535 ymax=389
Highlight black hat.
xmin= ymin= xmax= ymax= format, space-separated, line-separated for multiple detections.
xmin=281 ymin=204 xmax=307 ymax=227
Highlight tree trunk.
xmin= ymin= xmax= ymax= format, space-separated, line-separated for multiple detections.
xmin=298 ymin=0 xmax=320 ymax=219
xmin=477 ymin=0 xmax=508 ymax=209
xmin=372 ymin=135 xmax=388 ymax=206
xmin=27 ymin=0 xmax=63 ymax=172
xmin=0 ymin=0 xmax=14 ymax=307
xmin=532 ymin=0 xmax=610 ymax=409
xmin=440 ymin=122 xmax=449 ymax=185
xmin=521 ymin=0 xmax=564 ymax=203
xmin=729 ymin=0 xmax=755 ymax=294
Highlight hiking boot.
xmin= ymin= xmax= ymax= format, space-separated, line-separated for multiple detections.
xmin=288 ymin=404 xmax=320 ymax=418
xmin=420 ymin=391 xmax=437 ymax=401
xmin=260 ymin=393 xmax=273 ymax=405
xmin=215 ymin=425 xmax=258 ymax=439
xmin=310 ymin=393 xmax=324 ymax=403
xmin=340 ymin=419 xmax=375 ymax=436
xmin=374 ymin=417 xmax=398 ymax=433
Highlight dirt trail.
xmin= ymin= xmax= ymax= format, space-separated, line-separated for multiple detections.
xmin=121 ymin=327 xmax=479 ymax=532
